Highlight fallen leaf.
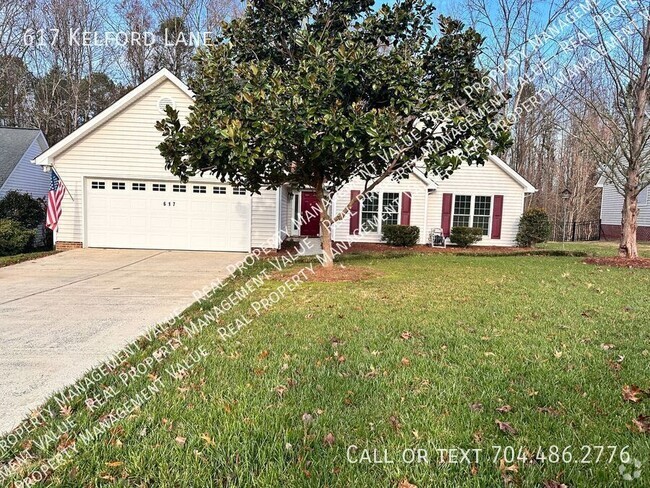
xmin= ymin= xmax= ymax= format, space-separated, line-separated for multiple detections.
xmin=200 ymin=433 xmax=215 ymax=446
xmin=622 ymin=385 xmax=644 ymax=403
xmin=469 ymin=403 xmax=483 ymax=412
xmin=496 ymin=405 xmax=513 ymax=414
xmin=323 ymin=432 xmax=335 ymax=447
xmin=472 ymin=430 xmax=483 ymax=443
xmin=398 ymin=479 xmax=417 ymax=488
xmin=389 ymin=415 xmax=402 ymax=431
xmin=542 ymin=481 xmax=568 ymax=488
xmin=105 ymin=461 xmax=123 ymax=468
xmin=631 ymin=415 xmax=649 ymax=433
xmin=258 ymin=350 xmax=269 ymax=360
xmin=401 ymin=357 xmax=411 ymax=366
xmin=601 ymin=343 xmax=615 ymax=350
xmin=537 ymin=406 xmax=561 ymax=416
xmin=175 ymin=436 xmax=186 ymax=445
xmin=470 ymin=463 xmax=478 ymax=476
xmin=554 ymin=350 xmax=563 ymax=358
xmin=400 ymin=331 xmax=412 ymax=340
xmin=498 ymin=458 xmax=519 ymax=473
xmin=495 ymin=419 xmax=517 ymax=436
xmin=59 ymin=405 xmax=72 ymax=417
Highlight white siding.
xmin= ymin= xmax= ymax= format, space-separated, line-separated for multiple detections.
xmin=331 ymin=173 xmax=429 ymax=244
xmin=251 ymin=189 xmax=280 ymax=249
xmin=600 ymin=182 xmax=650 ymax=227
xmin=279 ymin=184 xmax=292 ymax=240
xmin=427 ymin=160 xmax=527 ymax=246
xmin=48 ymin=78 xmax=281 ymax=249
xmin=0 ymin=136 xmax=50 ymax=199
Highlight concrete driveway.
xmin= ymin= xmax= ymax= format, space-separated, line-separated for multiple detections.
xmin=0 ymin=249 xmax=245 ymax=434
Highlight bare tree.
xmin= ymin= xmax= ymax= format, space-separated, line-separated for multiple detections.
xmin=562 ymin=2 xmax=650 ymax=258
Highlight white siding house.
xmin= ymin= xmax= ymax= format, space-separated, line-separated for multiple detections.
xmin=0 ymin=128 xmax=50 ymax=200
xmin=597 ymin=176 xmax=650 ymax=240
xmin=33 ymin=69 xmax=535 ymax=252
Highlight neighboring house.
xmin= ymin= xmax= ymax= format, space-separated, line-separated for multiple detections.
xmin=33 ymin=69 xmax=535 ymax=252
xmin=0 ymin=128 xmax=50 ymax=200
xmin=596 ymin=176 xmax=650 ymax=241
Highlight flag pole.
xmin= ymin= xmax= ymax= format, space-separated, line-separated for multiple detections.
xmin=51 ymin=166 xmax=75 ymax=202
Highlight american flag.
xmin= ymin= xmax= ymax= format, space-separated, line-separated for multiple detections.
xmin=46 ymin=170 xmax=66 ymax=231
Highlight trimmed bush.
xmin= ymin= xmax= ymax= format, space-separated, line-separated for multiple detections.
xmin=450 ymin=226 xmax=483 ymax=247
xmin=0 ymin=190 xmax=46 ymax=229
xmin=516 ymin=208 xmax=551 ymax=247
xmin=0 ymin=219 xmax=35 ymax=256
xmin=382 ymin=225 xmax=420 ymax=247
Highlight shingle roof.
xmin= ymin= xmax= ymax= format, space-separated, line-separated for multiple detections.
xmin=0 ymin=128 xmax=41 ymax=188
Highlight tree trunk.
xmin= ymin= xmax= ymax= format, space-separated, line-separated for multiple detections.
xmin=314 ymin=180 xmax=334 ymax=268
xmin=619 ymin=184 xmax=639 ymax=259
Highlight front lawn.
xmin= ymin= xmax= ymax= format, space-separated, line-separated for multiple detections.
xmin=0 ymin=251 xmax=57 ymax=268
xmin=539 ymin=241 xmax=650 ymax=258
xmin=2 ymin=252 xmax=649 ymax=486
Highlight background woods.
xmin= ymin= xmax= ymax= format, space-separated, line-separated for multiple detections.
xmin=0 ymin=0 xmax=242 ymax=143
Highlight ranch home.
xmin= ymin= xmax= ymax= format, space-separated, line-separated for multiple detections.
xmin=33 ymin=69 xmax=536 ymax=252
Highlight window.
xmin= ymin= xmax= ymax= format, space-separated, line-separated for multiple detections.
xmin=452 ymin=195 xmax=471 ymax=228
xmin=213 ymin=186 xmax=226 ymax=195
xmin=233 ymin=187 xmax=247 ymax=195
xmin=173 ymin=184 xmax=186 ymax=193
xmin=473 ymin=196 xmax=492 ymax=235
xmin=452 ymin=195 xmax=492 ymax=236
xmin=91 ymin=181 xmax=105 ymax=190
xmin=382 ymin=193 xmax=400 ymax=226
xmin=112 ymin=182 xmax=126 ymax=190
xmin=132 ymin=183 xmax=146 ymax=191
xmin=152 ymin=184 xmax=166 ymax=192
xmin=193 ymin=185 xmax=207 ymax=194
xmin=361 ymin=192 xmax=379 ymax=232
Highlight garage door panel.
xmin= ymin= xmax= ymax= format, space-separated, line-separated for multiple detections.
xmin=86 ymin=179 xmax=251 ymax=252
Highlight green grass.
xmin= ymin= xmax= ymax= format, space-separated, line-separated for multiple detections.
xmin=1 ymin=251 xmax=649 ymax=487
xmin=0 ymin=250 xmax=57 ymax=268
xmin=539 ymin=240 xmax=650 ymax=258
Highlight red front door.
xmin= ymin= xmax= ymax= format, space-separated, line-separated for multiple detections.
xmin=300 ymin=191 xmax=321 ymax=236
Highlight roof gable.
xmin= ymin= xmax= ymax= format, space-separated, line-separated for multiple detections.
xmin=34 ymin=69 xmax=193 ymax=166
xmin=0 ymin=128 xmax=42 ymax=188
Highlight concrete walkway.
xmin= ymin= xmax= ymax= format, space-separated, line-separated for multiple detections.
xmin=0 ymin=249 xmax=245 ymax=434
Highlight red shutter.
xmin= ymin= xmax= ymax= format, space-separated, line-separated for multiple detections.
xmin=400 ymin=192 xmax=412 ymax=226
xmin=491 ymin=195 xmax=504 ymax=239
xmin=349 ymin=190 xmax=361 ymax=235
xmin=441 ymin=193 xmax=453 ymax=237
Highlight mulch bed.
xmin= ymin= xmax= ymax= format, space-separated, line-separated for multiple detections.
xmin=584 ymin=257 xmax=650 ymax=269
xmin=341 ymin=242 xmax=529 ymax=255
xmin=272 ymin=264 xmax=382 ymax=283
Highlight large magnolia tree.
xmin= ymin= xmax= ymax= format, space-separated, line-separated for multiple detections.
xmin=157 ymin=0 xmax=510 ymax=266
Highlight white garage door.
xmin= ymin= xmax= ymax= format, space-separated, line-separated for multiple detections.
xmin=85 ymin=179 xmax=251 ymax=252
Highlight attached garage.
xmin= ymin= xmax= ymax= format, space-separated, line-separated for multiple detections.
xmin=32 ymin=69 xmax=280 ymax=253
xmin=85 ymin=179 xmax=251 ymax=252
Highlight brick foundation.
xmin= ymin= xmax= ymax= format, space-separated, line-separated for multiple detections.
xmin=55 ymin=241 xmax=83 ymax=251
xmin=601 ymin=224 xmax=650 ymax=241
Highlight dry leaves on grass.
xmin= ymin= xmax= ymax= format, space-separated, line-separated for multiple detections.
xmin=631 ymin=415 xmax=649 ymax=433
xmin=175 ymin=436 xmax=186 ymax=445
xmin=495 ymin=419 xmax=518 ymax=436
xmin=622 ymin=385 xmax=645 ymax=403
xmin=542 ymin=481 xmax=569 ymax=488
xmin=469 ymin=403 xmax=483 ymax=412
xmin=397 ymin=479 xmax=418 ymax=488
xmin=323 ymin=432 xmax=335 ymax=447
xmin=400 ymin=331 xmax=413 ymax=340
xmin=496 ymin=405 xmax=513 ymax=414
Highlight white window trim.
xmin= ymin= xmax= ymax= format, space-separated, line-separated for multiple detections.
xmin=360 ymin=191 xmax=402 ymax=234
xmin=452 ymin=195 xmax=494 ymax=237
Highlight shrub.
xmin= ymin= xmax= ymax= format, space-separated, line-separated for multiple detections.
xmin=0 ymin=219 xmax=35 ymax=256
xmin=450 ymin=226 xmax=483 ymax=247
xmin=382 ymin=225 xmax=420 ymax=247
xmin=0 ymin=190 xmax=46 ymax=229
xmin=516 ymin=208 xmax=551 ymax=247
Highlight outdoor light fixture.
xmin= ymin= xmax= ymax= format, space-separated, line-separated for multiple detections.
xmin=561 ymin=188 xmax=572 ymax=200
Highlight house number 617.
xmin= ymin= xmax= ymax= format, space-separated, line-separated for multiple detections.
xmin=163 ymin=202 xmax=176 ymax=207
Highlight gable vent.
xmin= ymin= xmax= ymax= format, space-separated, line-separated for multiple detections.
xmin=157 ymin=97 xmax=176 ymax=114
